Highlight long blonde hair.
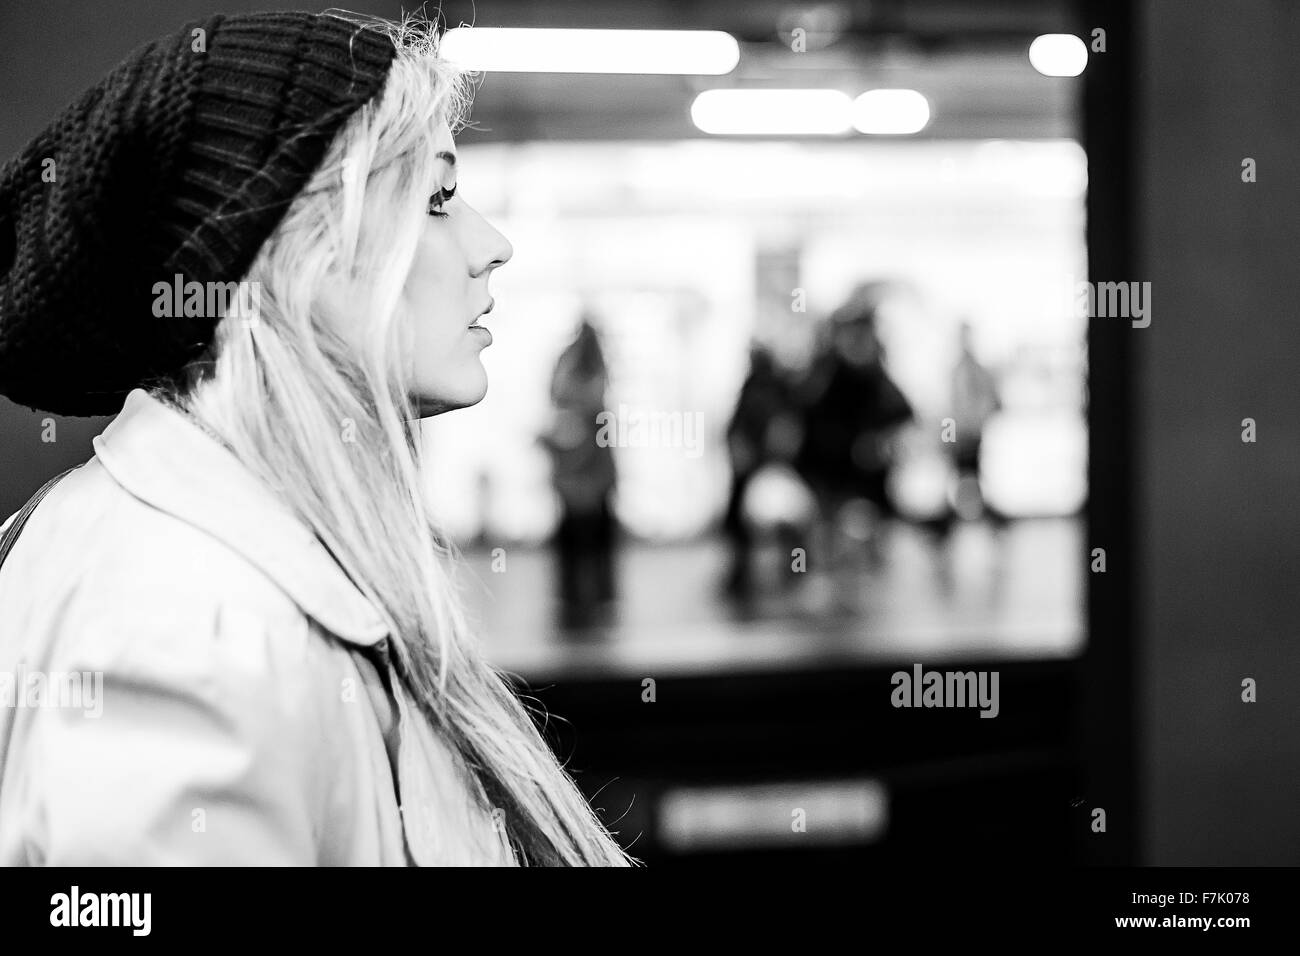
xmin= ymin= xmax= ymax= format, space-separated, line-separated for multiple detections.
xmin=158 ymin=11 xmax=635 ymax=866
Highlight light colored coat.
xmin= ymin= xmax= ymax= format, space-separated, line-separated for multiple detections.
xmin=0 ymin=389 xmax=517 ymax=865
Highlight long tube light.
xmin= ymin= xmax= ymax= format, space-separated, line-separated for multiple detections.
xmin=691 ymin=89 xmax=854 ymax=135
xmin=691 ymin=88 xmax=931 ymax=136
xmin=441 ymin=27 xmax=740 ymax=74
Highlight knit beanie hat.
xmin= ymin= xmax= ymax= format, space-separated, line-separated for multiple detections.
xmin=0 ymin=11 xmax=398 ymax=416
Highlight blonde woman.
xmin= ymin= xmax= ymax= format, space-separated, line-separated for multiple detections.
xmin=0 ymin=10 xmax=634 ymax=866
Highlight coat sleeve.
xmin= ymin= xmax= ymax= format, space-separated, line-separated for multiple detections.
xmin=15 ymin=600 xmax=330 ymax=865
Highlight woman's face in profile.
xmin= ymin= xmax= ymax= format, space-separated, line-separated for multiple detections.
xmin=401 ymin=120 xmax=513 ymax=416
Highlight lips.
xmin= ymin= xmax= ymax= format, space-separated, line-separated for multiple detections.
xmin=468 ymin=298 xmax=494 ymax=328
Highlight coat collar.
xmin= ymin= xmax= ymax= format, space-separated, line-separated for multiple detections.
xmin=92 ymin=388 xmax=392 ymax=647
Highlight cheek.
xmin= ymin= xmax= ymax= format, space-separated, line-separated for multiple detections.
xmin=404 ymin=237 xmax=444 ymax=303
xmin=402 ymin=233 xmax=469 ymax=328
xmin=399 ymin=234 xmax=484 ymax=401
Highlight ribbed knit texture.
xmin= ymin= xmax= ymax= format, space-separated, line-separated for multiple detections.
xmin=0 ymin=11 xmax=397 ymax=416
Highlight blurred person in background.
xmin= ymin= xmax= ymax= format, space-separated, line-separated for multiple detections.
xmin=540 ymin=315 xmax=619 ymax=628
xmin=947 ymin=319 xmax=1002 ymax=524
xmin=721 ymin=342 xmax=800 ymax=602
xmin=792 ymin=284 xmax=914 ymax=606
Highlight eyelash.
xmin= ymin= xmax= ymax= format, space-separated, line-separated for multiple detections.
xmin=427 ymin=183 xmax=457 ymax=218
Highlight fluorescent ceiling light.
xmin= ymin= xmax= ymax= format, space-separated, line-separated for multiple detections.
xmin=691 ymin=89 xmax=853 ymax=135
xmin=441 ymin=27 xmax=739 ymax=74
xmin=1028 ymin=34 xmax=1088 ymax=77
xmin=851 ymin=89 xmax=931 ymax=135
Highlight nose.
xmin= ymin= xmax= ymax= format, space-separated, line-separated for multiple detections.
xmin=467 ymin=205 xmax=513 ymax=278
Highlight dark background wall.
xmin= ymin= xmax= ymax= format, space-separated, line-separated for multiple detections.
xmin=1136 ymin=0 xmax=1300 ymax=863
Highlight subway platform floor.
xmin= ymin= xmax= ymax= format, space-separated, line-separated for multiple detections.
xmin=457 ymin=516 xmax=1084 ymax=679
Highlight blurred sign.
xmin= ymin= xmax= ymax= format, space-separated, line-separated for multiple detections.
xmin=658 ymin=778 xmax=888 ymax=851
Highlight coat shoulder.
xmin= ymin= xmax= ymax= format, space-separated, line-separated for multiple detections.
xmin=2 ymin=459 xmax=312 ymax=663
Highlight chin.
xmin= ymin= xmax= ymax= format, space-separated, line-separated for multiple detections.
xmin=411 ymin=372 xmax=488 ymax=417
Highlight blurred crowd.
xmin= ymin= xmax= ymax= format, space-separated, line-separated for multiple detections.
xmin=537 ymin=284 xmax=1005 ymax=624
xmin=720 ymin=282 xmax=1003 ymax=608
